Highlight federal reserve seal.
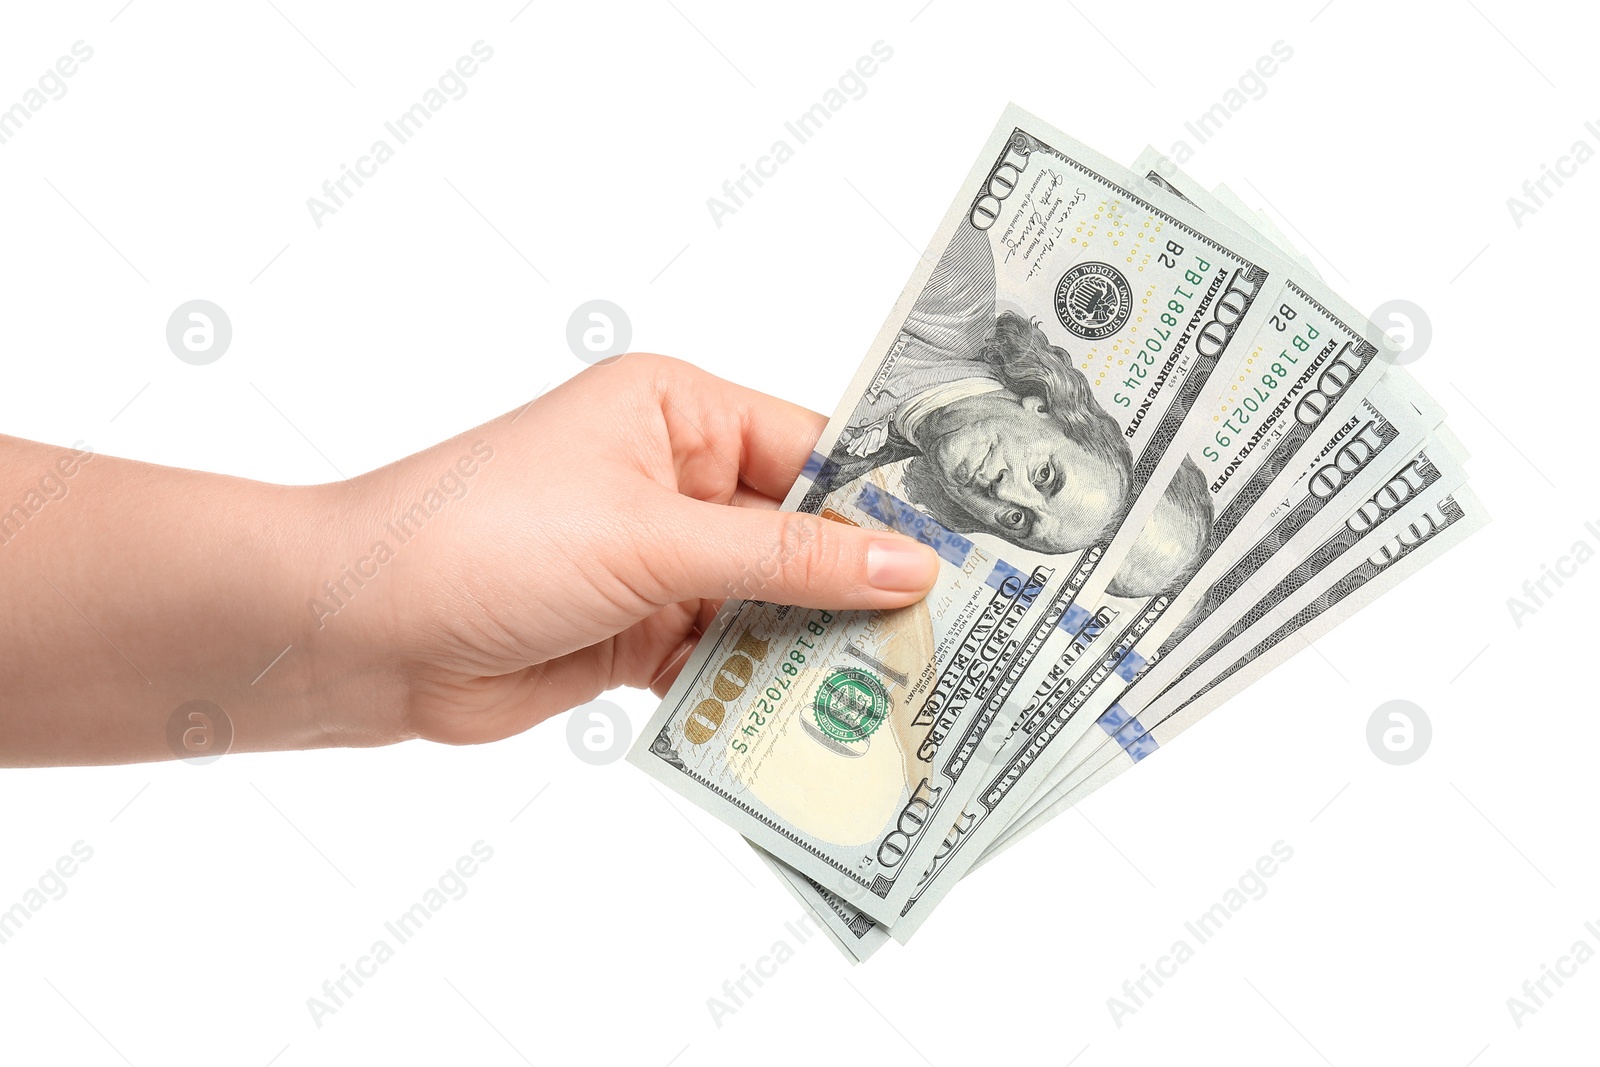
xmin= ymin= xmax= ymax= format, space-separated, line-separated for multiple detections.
xmin=813 ymin=668 xmax=889 ymax=744
xmin=1054 ymin=261 xmax=1133 ymax=340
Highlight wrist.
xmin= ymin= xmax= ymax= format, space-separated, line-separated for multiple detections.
xmin=276 ymin=476 xmax=417 ymax=750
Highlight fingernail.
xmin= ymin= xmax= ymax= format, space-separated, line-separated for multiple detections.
xmin=866 ymin=540 xmax=938 ymax=593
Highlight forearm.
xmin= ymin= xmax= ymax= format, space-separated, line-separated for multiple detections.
xmin=0 ymin=435 xmax=410 ymax=766
xmin=0 ymin=357 xmax=941 ymax=764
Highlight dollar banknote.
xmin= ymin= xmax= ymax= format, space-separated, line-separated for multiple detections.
xmin=772 ymin=164 xmax=1466 ymax=949
xmin=1210 ymin=182 xmax=1323 ymax=279
xmin=772 ymin=367 xmax=1451 ymax=951
xmin=948 ymin=162 xmax=1470 ymax=912
xmin=993 ymin=480 xmax=1487 ymax=838
xmin=754 ymin=846 xmax=888 ymax=963
xmin=629 ymin=104 xmax=1301 ymax=924
xmin=764 ymin=861 xmax=886 ymax=962
xmin=889 ymin=419 xmax=1464 ymax=940
xmin=993 ymin=388 xmax=1452 ymax=833
xmin=761 ymin=160 xmax=1427 ymax=953
xmin=870 ymin=155 xmax=1414 ymax=939
xmin=632 ymin=109 xmax=1477 ymax=953
xmin=755 ymin=146 xmax=1465 ymax=947
xmin=985 ymin=432 xmax=1470 ymax=857
xmin=982 ymin=190 xmax=1453 ymax=831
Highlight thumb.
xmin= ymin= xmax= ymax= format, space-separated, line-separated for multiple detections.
xmin=655 ymin=496 xmax=940 ymax=610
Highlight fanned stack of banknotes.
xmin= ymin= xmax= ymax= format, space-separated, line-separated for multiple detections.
xmin=628 ymin=104 xmax=1483 ymax=961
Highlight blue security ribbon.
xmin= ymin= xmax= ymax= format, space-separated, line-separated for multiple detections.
xmin=1126 ymin=734 xmax=1159 ymax=762
xmin=1097 ymin=703 xmax=1158 ymax=762
xmin=1114 ymin=648 xmax=1147 ymax=682
xmin=1058 ymin=601 xmax=1091 ymax=634
xmin=1097 ymin=703 xmax=1133 ymax=733
xmin=985 ymin=558 xmax=1024 ymax=591
xmin=801 ymin=450 xmax=837 ymax=489
xmin=854 ymin=483 xmax=974 ymax=566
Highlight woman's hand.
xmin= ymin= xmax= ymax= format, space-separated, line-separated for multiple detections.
xmin=342 ymin=354 xmax=940 ymax=747
xmin=0 ymin=354 xmax=938 ymax=765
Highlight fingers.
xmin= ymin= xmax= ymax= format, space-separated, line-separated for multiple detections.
xmin=646 ymin=493 xmax=939 ymax=611
xmin=648 ymin=357 xmax=829 ymax=501
xmin=408 ymin=658 xmax=608 ymax=744
xmin=727 ymin=484 xmax=779 ymax=511
xmin=648 ymin=597 xmax=724 ymax=696
xmin=648 ymin=633 xmax=700 ymax=697
xmin=727 ymin=388 xmax=829 ymax=501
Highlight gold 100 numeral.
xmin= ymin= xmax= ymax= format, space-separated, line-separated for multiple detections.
xmin=682 ymin=628 xmax=771 ymax=745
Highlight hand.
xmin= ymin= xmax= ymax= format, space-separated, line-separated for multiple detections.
xmin=361 ymin=354 xmax=940 ymax=747
xmin=0 ymin=354 xmax=939 ymax=766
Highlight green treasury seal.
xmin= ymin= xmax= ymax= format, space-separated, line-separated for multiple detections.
xmin=813 ymin=667 xmax=889 ymax=744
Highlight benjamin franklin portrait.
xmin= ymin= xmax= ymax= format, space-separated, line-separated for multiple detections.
xmin=825 ymin=222 xmax=1212 ymax=600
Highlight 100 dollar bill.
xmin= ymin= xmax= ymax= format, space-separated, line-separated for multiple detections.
xmin=987 ymin=432 xmax=1469 ymax=857
xmin=873 ymin=153 xmax=1408 ymax=940
xmin=765 ymin=157 xmax=1470 ymax=951
xmin=629 ymin=104 xmax=1294 ymax=924
xmin=1004 ymin=481 xmax=1487 ymax=833
xmin=775 ymin=371 xmax=1448 ymax=951
xmin=997 ymin=382 xmax=1449 ymax=835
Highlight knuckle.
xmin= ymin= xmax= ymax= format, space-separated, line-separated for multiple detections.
xmin=775 ymin=512 xmax=847 ymax=595
xmin=773 ymin=512 xmax=822 ymax=588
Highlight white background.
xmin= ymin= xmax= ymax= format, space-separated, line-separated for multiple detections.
xmin=0 ymin=1 xmax=1594 ymax=1063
